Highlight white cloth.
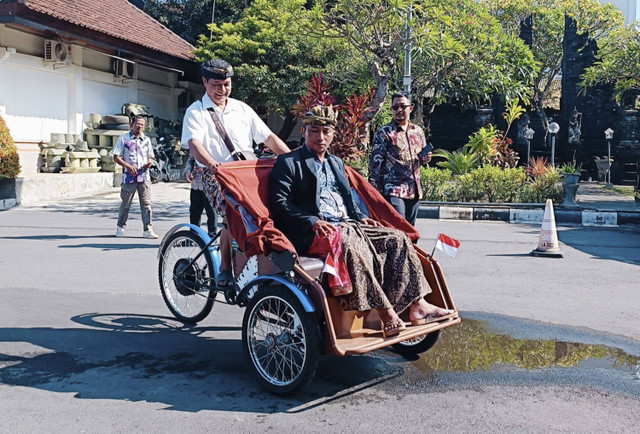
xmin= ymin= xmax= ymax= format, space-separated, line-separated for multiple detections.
xmin=181 ymin=94 xmax=272 ymax=166
xmin=113 ymin=131 xmax=154 ymax=183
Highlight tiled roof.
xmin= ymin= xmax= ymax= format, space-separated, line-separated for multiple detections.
xmin=18 ymin=0 xmax=196 ymax=60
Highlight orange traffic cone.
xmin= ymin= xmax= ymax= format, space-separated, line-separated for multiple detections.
xmin=531 ymin=199 xmax=563 ymax=258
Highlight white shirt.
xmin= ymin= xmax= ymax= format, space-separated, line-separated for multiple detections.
xmin=113 ymin=131 xmax=154 ymax=183
xmin=181 ymin=94 xmax=272 ymax=166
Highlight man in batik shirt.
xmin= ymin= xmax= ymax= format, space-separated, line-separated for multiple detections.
xmin=369 ymin=92 xmax=432 ymax=226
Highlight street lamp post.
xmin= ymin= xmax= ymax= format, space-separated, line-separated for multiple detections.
xmin=403 ymin=6 xmax=412 ymax=93
xmin=548 ymin=120 xmax=560 ymax=167
xmin=605 ymin=128 xmax=614 ymax=187
xmin=524 ymin=125 xmax=535 ymax=165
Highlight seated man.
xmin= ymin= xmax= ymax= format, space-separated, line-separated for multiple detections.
xmin=269 ymin=105 xmax=453 ymax=337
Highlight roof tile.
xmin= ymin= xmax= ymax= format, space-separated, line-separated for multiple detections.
xmin=21 ymin=0 xmax=196 ymax=60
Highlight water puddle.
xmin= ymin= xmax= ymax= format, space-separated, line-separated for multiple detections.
xmin=407 ymin=319 xmax=639 ymax=391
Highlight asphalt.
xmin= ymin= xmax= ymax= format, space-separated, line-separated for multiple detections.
xmin=2 ymin=178 xmax=639 ymax=226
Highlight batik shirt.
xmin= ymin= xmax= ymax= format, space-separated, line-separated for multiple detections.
xmin=313 ymin=157 xmax=349 ymax=222
xmin=369 ymin=121 xmax=428 ymax=200
xmin=113 ymin=131 xmax=154 ymax=183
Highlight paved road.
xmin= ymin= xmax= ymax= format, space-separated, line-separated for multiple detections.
xmin=0 ymin=183 xmax=638 ymax=432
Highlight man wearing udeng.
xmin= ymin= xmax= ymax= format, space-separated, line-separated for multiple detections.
xmin=269 ymin=105 xmax=452 ymax=337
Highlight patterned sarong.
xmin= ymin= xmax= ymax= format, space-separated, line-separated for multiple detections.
xmin=337 ymin=222 xmax=430 ymax=313
xmin=201 ymin=168 xmax=226 ymax=217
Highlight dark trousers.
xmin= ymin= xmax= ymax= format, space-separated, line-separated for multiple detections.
xmin=387 ymin=196 xmax=419 ymax=226
xmin=190 ymin=189 xmax=217 ymax=233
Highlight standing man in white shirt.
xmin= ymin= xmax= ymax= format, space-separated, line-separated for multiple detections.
xmin=181 ymin=59 xmax=289 ymax=288
xmin=113 ymin=115 xmax=158 ymax=239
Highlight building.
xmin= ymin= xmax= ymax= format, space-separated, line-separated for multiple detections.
xmin=0 ymin=0 xmax=201 ymax=177
xmin=606 ymin=0 xmax=640 ymax=24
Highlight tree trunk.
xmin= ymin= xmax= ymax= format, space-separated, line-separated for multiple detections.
xmin=363 ymin=60 xmax=391 ymax=124
xmin=277 ymin=112 xmax=298 ymax=142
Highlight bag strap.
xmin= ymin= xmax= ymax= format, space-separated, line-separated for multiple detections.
xmin=206 ymin=107 xmax=247 ymax=161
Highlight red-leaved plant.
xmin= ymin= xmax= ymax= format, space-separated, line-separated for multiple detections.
xmin=293 ymin=73 xmax=375 ymax=162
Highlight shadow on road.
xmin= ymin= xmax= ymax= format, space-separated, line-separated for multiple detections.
xmin=0 ymin=234 xmax=115 ymax=240
xmin=557 ymin=226 xmax=640 ymax=266
xmin=38 ymin=200 xmax=189 ymax=222
xmin=0 ymin=313 xmax=401 ymax=413
xmin=0 ymin=234 xmax=158 ymax=250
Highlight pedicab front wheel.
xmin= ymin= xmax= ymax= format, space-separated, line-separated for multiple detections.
xmin=242 ymin=285 xmax=320 ymax=395
xmin=393 ymin=330 xmax=442 ymax=356
xmin=158 ymin=230 xmax=215 ymax=324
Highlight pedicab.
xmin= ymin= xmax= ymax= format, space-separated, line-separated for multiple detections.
xmin=158 ymin=159 xmax=460 ymax=394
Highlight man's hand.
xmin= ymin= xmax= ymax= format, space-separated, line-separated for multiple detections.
xmin=127 ymin=164 xmax=138 ymax=176
xmin=143 ymin=158 xmax=156 ymax=170
xmin=420 ymin=151 xmax=432 ymax=165
xmin=361 ymin=217 xmax=382 ymax=227
xmin=207 ymin=160 xmax=220 ymax=174
xmin=185 ymin=171 xmax=194 ymax=183
xmin=264 ymin=133 xmax=290 ymax=155
xmin=312 ymin=220 xmax=337 ymax=237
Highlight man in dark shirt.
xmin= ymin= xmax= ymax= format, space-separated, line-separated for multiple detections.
xmin=369 ymin=92 xmax=432 ymax=225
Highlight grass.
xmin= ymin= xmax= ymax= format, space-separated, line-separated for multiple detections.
xmin=605 ymin=185 xmax=634 ymax=196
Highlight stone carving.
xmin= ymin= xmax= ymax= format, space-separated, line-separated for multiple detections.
xmin=517 ymin=113 xmax=531 ymax=145
xmin=568 ymin=107 xmax=582 ymax=145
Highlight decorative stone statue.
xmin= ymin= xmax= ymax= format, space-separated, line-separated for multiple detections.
xmin=517 ymin=113 xmax=531 ymax=145
xmin=568 ymin=107 xmax=582 ymax=145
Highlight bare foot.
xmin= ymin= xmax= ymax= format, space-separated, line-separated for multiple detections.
xmin=409 ymin=299 xmax=454 ymax=324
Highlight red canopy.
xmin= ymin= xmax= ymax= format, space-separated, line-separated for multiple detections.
xmin=215 ymin=159 xmax=420 ymax=257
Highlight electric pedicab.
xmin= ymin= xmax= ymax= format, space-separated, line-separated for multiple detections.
xmin=157 ymin=159 xmax=461 ymax=395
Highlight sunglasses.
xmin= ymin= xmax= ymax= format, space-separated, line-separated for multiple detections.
xmin=391 ymin=104 xmax=411 ymax=111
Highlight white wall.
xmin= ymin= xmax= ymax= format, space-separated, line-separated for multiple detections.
xmin=603 ymin=0 xmax=639 ymax=24
xmin=0 ymin=24 xmax=188 ymax=174
xmin=82 ymin=76 xmax=131 ymax=118
xmin=0 ymin=56 xmax=69 ymax=142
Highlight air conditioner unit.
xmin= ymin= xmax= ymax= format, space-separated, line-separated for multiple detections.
xmin=44 ymin=40 xmax=72 ymax=66
xmin=113 ymin=58 xmax=136 ymax=80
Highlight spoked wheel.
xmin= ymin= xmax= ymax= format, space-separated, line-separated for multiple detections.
xmin=158 ymin=230 xmax=215 ymax=323
xmin=393 ymin=330 xmax=442 ymax=356
xmin=242 ymin=285 xmax=320 ymax=395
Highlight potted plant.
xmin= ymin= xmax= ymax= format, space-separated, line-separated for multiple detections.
xmin=559 ymin=161 xmax=582 ymax=207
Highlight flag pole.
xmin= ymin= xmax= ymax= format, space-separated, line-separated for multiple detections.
xmin=431 ymin=233 xmax=440 ymax=257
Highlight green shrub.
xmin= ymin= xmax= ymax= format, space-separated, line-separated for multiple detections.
xmin=420 ymin=166 xmax=452 ymax=201
xmin=0 ymin=114 xmax=20 ymax=180
xmin=519 ymin=167 xmax=563 ymax=203
xmin=467 ymin=125 xmax=500 ymax=166
xmin=452 ymin=172 xmax=479 ymax=202
xmin=488 ymin=166 xmax=527 ymax=203
xmin=446 ymin=166 xmax=527 ymax=203
xmin=419 ymin=165 xmax=560 ymax=204
xmin=433 ymin=146 xmax=480 ymax=175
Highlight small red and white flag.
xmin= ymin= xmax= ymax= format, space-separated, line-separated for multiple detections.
xmin=435 ymin=233 xmax=460 ymax=257
xmin=322 ymin=254 xmax=340 ymax=278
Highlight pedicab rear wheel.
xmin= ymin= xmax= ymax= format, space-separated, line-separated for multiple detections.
xmin=158 ymin=230 xmax=215 ymax=324
xmin=393 ymin=330 xmax=441 ymax=356
xmin=242 ymin=285 xmax=320 ymax=395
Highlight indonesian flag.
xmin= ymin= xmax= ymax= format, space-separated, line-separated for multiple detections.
xmin=435 ymin=233 xmax=460 ymax=257
xmin=322 ymin=254 xmax=342 ymax=281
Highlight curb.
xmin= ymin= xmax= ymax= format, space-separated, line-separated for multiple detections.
xmin=419 ymin=202 xmax=640 ymax=226
xmin=0 ymin=198 xmax=17 ymax=211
